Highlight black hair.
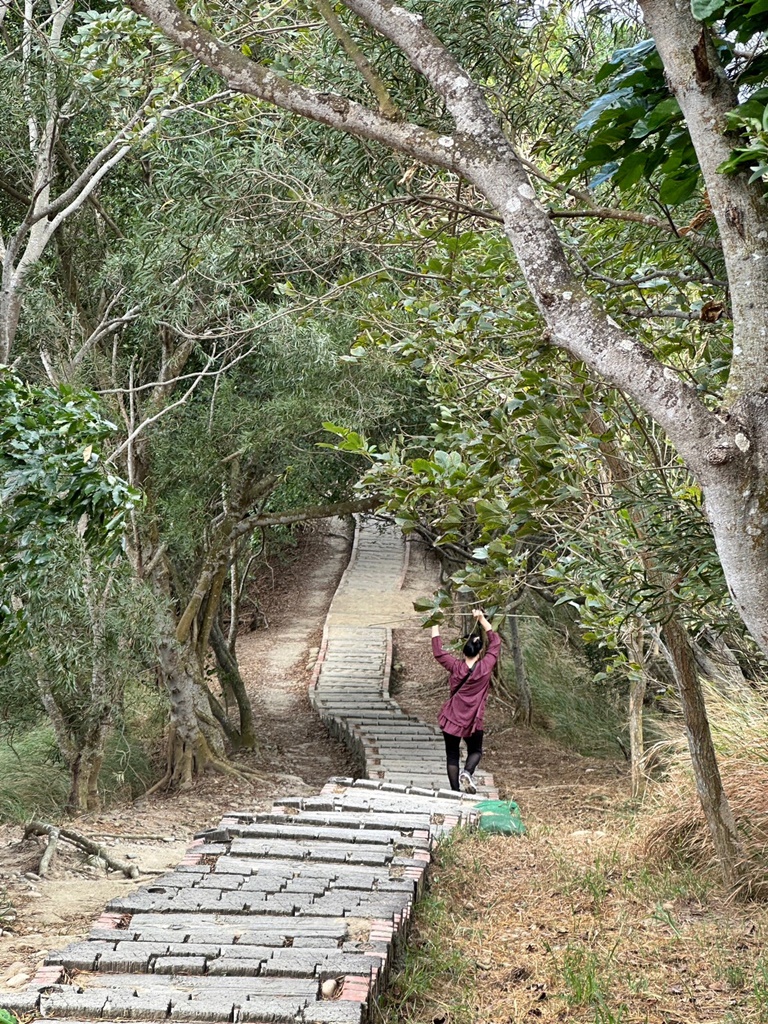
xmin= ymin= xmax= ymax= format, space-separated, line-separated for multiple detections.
xmin=462 ymin=634 xmax=483 ymax=658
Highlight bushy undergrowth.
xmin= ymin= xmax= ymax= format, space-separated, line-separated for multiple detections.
xmin=515 ymin=618 xmax=628 ymax=759
xmin=0 ymin=683 xmax=166 ymax=823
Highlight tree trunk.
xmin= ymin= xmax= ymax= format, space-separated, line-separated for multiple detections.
xmin=628 ymin=673 xmax=647 ymax=800
xmin=0 ymin=280 xmax=22 ymax=364
xmin=695 ymin=450 xmax=768 ymax=657
xmin=507 ymin=612 xmax=532 ymax=727
xmin=662 ymin=614 xmax=745 ymax=889
xmin=156 ymin=637 xmax=227 ymax=789
xmin=211 ymin=621 xmax=257 ymax=749
xmin=66 ymin=745 xmax=105 ymax=814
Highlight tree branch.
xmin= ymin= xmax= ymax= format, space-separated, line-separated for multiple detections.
xmin=126 ymin=0 xmax=729 ymax=473
xmin=314 ymin=0 xmax=399 ymax=118
xmin=125 ymin=0 xmax=461 ymax=170
xmin=175 ymin=473 xmax=281 ymax=644
xmin=241 ymin=494 xmax=380 ymax=534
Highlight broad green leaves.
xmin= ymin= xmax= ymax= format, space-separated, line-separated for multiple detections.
xmin=0 ymin=369 xmax=139 ymax=653
xmin=567 ymin=39 xmax=699 ymax=204
xmin=691 ymin=0 xmax=727 ymax=19
xmin=0 ymin=369 xmax=139 ymax=554
xmin=691 ymin=0 xmax=768 ymax=39
xmin=571 ymin=3 xmax=768 ymax=198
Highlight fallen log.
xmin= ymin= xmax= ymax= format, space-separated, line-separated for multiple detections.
xmin=24 ymin=821 xmax=140 ymax=879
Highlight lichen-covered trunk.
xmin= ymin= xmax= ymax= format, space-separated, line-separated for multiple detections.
xmin=157 ymin=637 xmax=227 ymax=789
xmin=662 ymin=615 xmax=745 ymax=890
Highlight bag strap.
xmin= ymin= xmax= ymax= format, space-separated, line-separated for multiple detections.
xmin=449 ymin=660 xmax=478 ymax=701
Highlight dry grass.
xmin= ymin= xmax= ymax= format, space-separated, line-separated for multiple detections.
xmin=380 ymin=812 xmax=768 ymax=1024
xmin=382 ymin=641 xmax=768 ymax=1024
xmin=639 ymin=685 xmax=768 ymax=897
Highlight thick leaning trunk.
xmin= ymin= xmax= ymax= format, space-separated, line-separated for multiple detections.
xmin=662 ymin=615 xmax=745 ymax=889
xmin=156 ymin=637 xmax=227 ymax=789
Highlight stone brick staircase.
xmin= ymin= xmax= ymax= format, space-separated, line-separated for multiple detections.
xmin=0 ymin=518 xmax=496 ymax=1024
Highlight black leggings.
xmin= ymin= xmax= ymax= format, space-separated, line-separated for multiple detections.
xmin=442 ymin=730 xmax=484 ymax=791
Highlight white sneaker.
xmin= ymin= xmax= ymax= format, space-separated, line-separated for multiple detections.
xmin=459 ymin=770 xmax=477 ymax=794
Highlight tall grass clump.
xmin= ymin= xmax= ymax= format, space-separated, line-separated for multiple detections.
xmin=0 ymin=682 xmax=166 ymax=823
xmin=516 ymin=618 xmax=627 ymax=758
xmin=641 ymin=682 xmax=768 ymax=894
xmin=0 ymin=726 xmax=70 ymax=822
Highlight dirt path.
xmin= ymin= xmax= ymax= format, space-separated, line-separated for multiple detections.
xmin=0 ymin=520 xmax=355 ymax=989
xmin=236 ymin=517 xmax=357 ymax=788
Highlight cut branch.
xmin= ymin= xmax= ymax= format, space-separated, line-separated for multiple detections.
xmin=38 ymin=826 xmax=59 ymax=877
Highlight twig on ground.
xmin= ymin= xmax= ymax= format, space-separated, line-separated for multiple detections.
xmin=85 ymin=833 xmax=168 ymax=841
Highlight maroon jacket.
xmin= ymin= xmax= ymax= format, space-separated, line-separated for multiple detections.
xmin=433 ymin=630 xmax=501 ymax=737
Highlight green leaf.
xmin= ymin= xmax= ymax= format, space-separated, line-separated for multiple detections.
xmin=658 ymin=171 xmax=700 ymax=204
xmin=612 ymin=151 xmax=648 ymax=189
xmin=645 ymin=96 xmax=682 ymax=131
xmin=691 ymin=0 xmax=725 ymax=18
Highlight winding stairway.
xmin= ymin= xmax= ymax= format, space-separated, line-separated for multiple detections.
xmin=1 ymin=518 xmax=497 ymax=1024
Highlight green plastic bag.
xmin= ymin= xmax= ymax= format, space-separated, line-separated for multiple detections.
xmin=475 ymin=799 xmax=526 ymax=836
